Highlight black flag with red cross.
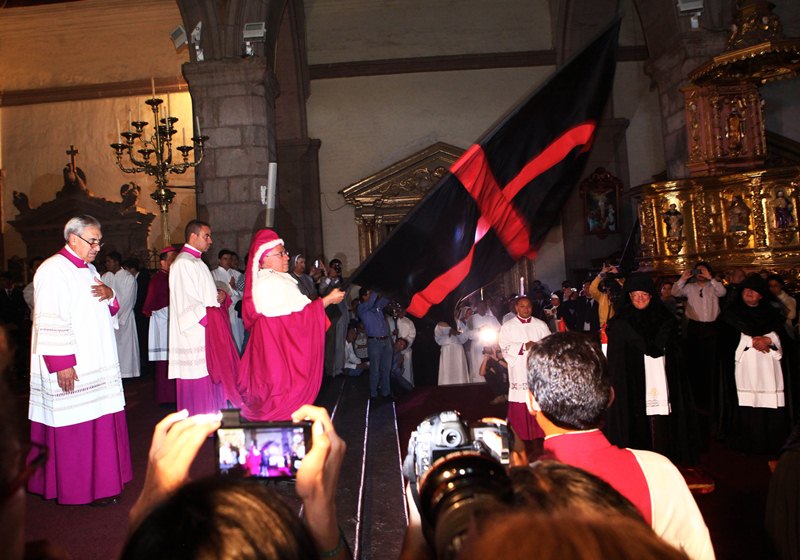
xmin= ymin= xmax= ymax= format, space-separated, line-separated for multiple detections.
xmin=348 ymin=19 xmax=621 ymax=323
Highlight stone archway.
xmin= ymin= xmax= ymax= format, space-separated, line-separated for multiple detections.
xmin=176 ymin=0 xmax=321 ymax=259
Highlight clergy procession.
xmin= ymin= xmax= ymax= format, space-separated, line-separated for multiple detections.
xmin=4 ymin=1 xmax=800 ymax=559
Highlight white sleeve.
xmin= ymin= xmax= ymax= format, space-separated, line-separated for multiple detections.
xmin=631 ymin=450 xmax=715 ymax=560
xmin=32 ymin=262 xmax=77 ymax=357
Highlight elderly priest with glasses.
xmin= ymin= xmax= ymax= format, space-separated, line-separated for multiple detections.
xmin=27 ymin=215 xmax=132 ymax=505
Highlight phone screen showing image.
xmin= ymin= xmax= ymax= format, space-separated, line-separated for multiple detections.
xmin=215 ymin=422 xmax=312 ymax=480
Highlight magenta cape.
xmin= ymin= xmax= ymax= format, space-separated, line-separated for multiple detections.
xmin=205 ymin=296 xmax=241 ymax=406
xmin=236 ymin=298 xmax=327 ymax=420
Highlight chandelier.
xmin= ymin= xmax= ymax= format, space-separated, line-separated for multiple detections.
xmin=110 ymin=83 xmax=208 ymax=246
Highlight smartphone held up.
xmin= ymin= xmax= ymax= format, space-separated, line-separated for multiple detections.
xmin=215 ymin=409 xmax=312 ymax=480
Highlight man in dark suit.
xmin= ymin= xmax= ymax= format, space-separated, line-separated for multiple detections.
xmin=576 ymin=279 xmax=601 ymax=338
xmin=123 ymin=258 xmax=152 ymax=376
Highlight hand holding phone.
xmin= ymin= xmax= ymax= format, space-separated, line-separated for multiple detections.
xmin=216 ymin=418 xmax=312 ymax=480
xmin=132 ymin=410 xmax=222 ymax=529
xmin=292 ymin=405 xmax=347 ymax=553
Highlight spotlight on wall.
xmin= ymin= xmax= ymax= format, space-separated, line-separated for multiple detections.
xmin=171 ymin=25 xmax=188 ymax=50
xmin=190 ymin=21 xmax=204 ymax=61
xmin=242 ymin=21 xmax=267 ymax=57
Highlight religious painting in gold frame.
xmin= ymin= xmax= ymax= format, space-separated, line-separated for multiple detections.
xmin=580 ymin=167 xmax=621 ymax=237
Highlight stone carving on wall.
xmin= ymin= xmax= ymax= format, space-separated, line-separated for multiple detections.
xmin=340 ymin=142 xmax=464 ymax=262
xmin=9 ymin=161 xmax=155 ymax=262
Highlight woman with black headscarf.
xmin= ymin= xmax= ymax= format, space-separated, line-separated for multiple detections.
xmin=604 ymin=273 xmax=699 ymax=465
xmin=719 ymin=273 xmax=789 ymax=454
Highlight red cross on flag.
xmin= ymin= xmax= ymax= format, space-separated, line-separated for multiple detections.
xmin=349 ymin=19 xmax=621 ymax=323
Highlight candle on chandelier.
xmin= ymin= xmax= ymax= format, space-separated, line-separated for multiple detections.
xmin=167 ymin=94 xmax=171 ymax=122
xmin=519 ymin=276 xmax=524 ymax=296
xmin=195 ymin=116 xmax=201 ymax=137
xmin=129 ymin=109 xmax=132 ymax=128
xmin=182 ymin=127 xmax=186 ymax=146
xmin=151 ymin=77 xmax=156 ymax=98
xmin=137 ymin=100 xmax=141 ymax=124
xmin=116 ymin=118 xmax=121 ymax=143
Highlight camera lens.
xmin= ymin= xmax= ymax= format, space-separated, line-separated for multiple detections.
xmin=418 ymin=451 xmax=513 ymax=560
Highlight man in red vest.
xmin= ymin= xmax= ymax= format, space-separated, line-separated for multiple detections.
xmin=525 ymin=332 xmax=714 ymax=560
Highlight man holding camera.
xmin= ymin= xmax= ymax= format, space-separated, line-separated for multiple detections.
xmin=671 ymin=261 xmax=726 ymax=414
xmin=358 ymin=287 xmax=393 ymax=399
xmin=525 ymin=332 xmax=714 ymax=560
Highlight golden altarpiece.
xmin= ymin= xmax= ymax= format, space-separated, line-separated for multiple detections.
xmin=340 ymin=142 xmax=537 ymax=296
xmin=633 ymin=1 xmax=800 ymax=276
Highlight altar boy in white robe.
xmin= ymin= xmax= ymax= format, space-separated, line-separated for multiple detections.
xmin=102 ymin=251 xmax=140 ymax=378
xmin=212 ymin=248 xmax=245 ymax=353
xmin=27 ymin=215 xmax=132 ymax=505
xmin=169 ymin=220 xmax=227 ymax=416
xmin=466 ymin=299 xmax=501 ymax=383
xmin=434 ymin=320 xmax=469 ymax=385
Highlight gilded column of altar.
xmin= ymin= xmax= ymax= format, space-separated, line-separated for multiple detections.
xmin=750 ymin=176 xmax=767 ymax=247
xmin=639 ymin=197 xmax=657 ymax=259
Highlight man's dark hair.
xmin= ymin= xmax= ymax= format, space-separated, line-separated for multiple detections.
xmin=510 ymin=461 xmax=644 ymax=524
xmin=106 ymin=251 xmax=122 ymax=264
xmin=767 ymin=273 xmax=785 ymax=287
xmin=695 ymin=260 xmax=714 ymax=276
xmin=218 ymin=249 xmax=233 ymax=260
xmin=122 ymin=258 xmax=141 ymax=271
xmin=526 ymin=332 xmax=610 ymax=430
xmin=184 ymin=219 xmax=210 ymax=242
xmin=358 ymin=286 xmax=370 ymax=300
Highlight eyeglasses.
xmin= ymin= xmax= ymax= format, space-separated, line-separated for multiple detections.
xmin=75 ymin=234 xmax=104 ymax=249
xmin=265 ymin=251 xmax=290 ymax=259
xmin=0 ymin=442 xmax=48 ymax=503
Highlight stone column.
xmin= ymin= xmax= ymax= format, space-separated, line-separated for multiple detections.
xmin=182 ymin=57 xmax=279 ymax=257
xmin=276 ymin=137 xmax=323 ymax=259
xmin=644 ymin=34 xmax=726 ymax=179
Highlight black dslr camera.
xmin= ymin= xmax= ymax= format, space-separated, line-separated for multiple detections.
xmin=403 ymin=411 xmax=514 ymax=559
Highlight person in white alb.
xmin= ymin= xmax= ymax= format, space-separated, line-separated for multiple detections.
xmin=168 ymin=220 xmax=227 ymax=416
xmin=434 ymin=320 xmax=469 ymax=385
xmin=499 ymin=295 xmax=550 ymax=447
xmin=388 ymin=306 xmax=417 ymax=386
xmin=212 ymin=248 xmax=245 ymax=353
xmin=27 ymin=215 xmax=132 ymax=505
xmin=101 ymin=251 xmax=140 ymax=379
xmin=465 ymin=299 xmax=501 ymax=383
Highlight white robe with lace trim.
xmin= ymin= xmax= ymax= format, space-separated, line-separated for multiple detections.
xmin=102 ymin=269 xmax=140 ymax=378
xmin=29 ymin=252 xmax=124 ymax=428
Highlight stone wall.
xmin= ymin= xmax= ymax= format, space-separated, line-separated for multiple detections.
xmin=0 ymin=94 xmax=197 ymax=259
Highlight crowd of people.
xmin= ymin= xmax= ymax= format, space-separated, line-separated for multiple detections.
xmin=3 ymin=213 xmax=800 ymax=558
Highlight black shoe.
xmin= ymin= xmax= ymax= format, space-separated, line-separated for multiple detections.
xmin=90 ymin=495 xmax=121 ymax=507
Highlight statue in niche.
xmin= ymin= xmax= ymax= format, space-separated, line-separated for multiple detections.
xmin=771 ymin=190 xmax=794 ymax=229
xmin=728 ymin=195 xmax=751 ymax=232
xmin=120 ymin=183 xmax=141 ymax=211
xmin=662 ymin=203 xmax=683 ymax=239
xmin=12 ymin=191 xmax=30 ymax=215
xmin=726 ymin=107 xmax=743 ymax=154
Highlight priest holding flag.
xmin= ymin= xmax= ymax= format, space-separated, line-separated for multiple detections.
xmin=349 ymin=19 xmax=621 ymax=324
